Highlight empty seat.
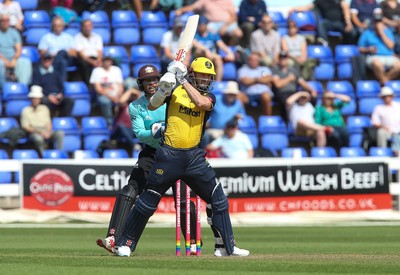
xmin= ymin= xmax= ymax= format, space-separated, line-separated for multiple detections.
xmin=260 ymin=133 xmax=289 ymax=155
xmin=281 ymin=147 xmax=308 ymax=158
xmin=42 ymin=149 xmax=69 ymax=159
xmin=63 ymin=81 xmax=91 ymax=117
xmin=12 ymin=149 xmax=40 ymax=182
xmin=17 ymin=0 xmax=39 ymax=10
xmin=288 ymin=11 xmax=317 ymax=35
xmin=113 ymin=27 xmax=140 ymax=45
xmin=52 ymin=117 xmax=81 ymax=152
xmin=0 ymin=149 xmax=12 ymax=183
xmin=103 ymin=149 xmax=129 ymax=159
xmin=258 ymin=115 xmax=287 ymax=134
xmin=24 ymin=27 xmax=49 ymax=45
xmin=340 ymin=147 xmax=366 ymax=157
xmin=140 ymin=11 xmax=168 ymax=45
xmin=23 ymin=10 xmax=50 ymax=28
xmin=326 ymin=80 xmax=355 ymax=97
xmin=358 ymin=98 xmax=383 ymax=115
xmin=112 ymin=10 xmax=139 ymax=28
xmin=369 ymin=147 xmax=394 ymax=157
xmin=82 ymin=10 xmax=110 ymax=28
xmin=130 ymin=44 xmax=160 ymax=64
xmin=0 ymin=117 xmax=28 ymax=145
xmin=2 ymin=82 xmax=29 ymax=100
xmin=356 ymin=80 xmax=381 ymax=98
xmin=73 ymin=150 xmax=100 ymax=159
xmin=238 ymin=115 xmax=257 ymax=134
xmin=21 ymin=46 xmax=40 ymax=63
xmin=310 ymin=147 xmax=337 ymax=158
xmin=81 ymin=117 xmax=110 ymax=150
xmin=269 ymin=10 xmax=286 ymax=27
xmin=335 ymin=45 xmax=359 ymax=63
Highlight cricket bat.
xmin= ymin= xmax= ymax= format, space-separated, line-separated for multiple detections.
xmin=175 ymin=14 xmax=199 ymax=62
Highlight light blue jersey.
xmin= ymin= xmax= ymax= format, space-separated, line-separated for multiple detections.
xmin=129 ymin=95 xmax=166 ymax=149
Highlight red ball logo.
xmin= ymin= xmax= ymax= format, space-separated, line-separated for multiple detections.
xmin=29 ymin=169 xmax=74 ymax=207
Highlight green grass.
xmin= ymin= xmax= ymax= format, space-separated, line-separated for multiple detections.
xmin=1 ymin=226 xmax=400 ymax=274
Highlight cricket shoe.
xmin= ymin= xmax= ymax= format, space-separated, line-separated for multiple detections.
xmin=96 ymin=236 xmax=115 ymax=254
xmin=115 ymin=246 xmax=131 ymax=257
xmin=214 ymin=246 xmax=250 ymax=257
xmin=190 ymin=244 xmax=197 ymax=255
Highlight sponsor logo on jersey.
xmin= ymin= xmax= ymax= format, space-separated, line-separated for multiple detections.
xmin=179 ymin=105 xmax=200 ymax=117
xmin=156 ymin=169 xmax=164 ymax=175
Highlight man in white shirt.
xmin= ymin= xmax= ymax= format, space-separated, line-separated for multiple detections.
xmin=206 ymin=118 xmax=254 ymax=159
xmin=371 ymin=86 xmax=400 ymax=154
xmin=75 ymin=19 xmax=103 ymax=85
xmin=90 ymin=56 xmax=124 ymax=127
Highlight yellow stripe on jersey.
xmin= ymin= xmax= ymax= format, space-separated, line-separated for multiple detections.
xmin=164 ymin=86 xmax=207 ymax=148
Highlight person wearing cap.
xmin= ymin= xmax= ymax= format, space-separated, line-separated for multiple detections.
xmin=160 ymin=16 xmax=191 ymax=73
xmin=286 ymin=91 xmax=327 ymax=147
xmin=97 ymin=64 xmax=206 ymax=256
xmin=315 ymin=91 xmax=351 ymax=149
xmin=0 ymin=13 xmax=32 ymax=87
xmin=74 ymin=19 xmax=104 ymax=85
xmin=272 ymin=51 xmax=318 ymax=121
xmin=206 ymin=118 xmax=254 ymax=159
xmin=358 ymin=8 xmax=400 ymax=85
xmin=371 ymin=86 xmax=400 ymax=154
xmin=89 ymin=55 xmax=124 ymax=127
xmin=237 ymin=51 xmax=274 ymax=115
xmin=20 ymin=85 xmax=64 ymax=157
xmin=205 ymin=81 xmax=247 ymax=143
xmin=192 ymin=16 xmax=236 ymax=81
xmin=31 ymin=52 xmax=74 ymax=117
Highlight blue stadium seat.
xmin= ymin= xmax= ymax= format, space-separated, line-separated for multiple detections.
xmin=168 ymin=11 xmax=195 ymax=28
xmin=42 ymin=149 xmax=69 ymax=159
xmin=73 ymin=150 xmax=100 ymax=159
xmin=369 ymin=147 xmax=394 ymax=157
xmin=358 ymin=98 xmax=383 ymax=115
xmin=93 ymin=27 xmax=111 ymax=44
xmin=281 ymin=147 xmax=308 ymax=158
xmin=337 ymin=63 xmax=353 ymax=80
xmin=24 ymin=27 xmax=49 ymax=45
xmin=246 ymin=133 xmax=259 ymax=149
xmin=306 ymin=80 xmax=324 ymax=98
xmin=81 ymin=117 xmax=110 ymax=150
xmin=310 ymin=147 xmax=337 ymax=158
xmin=356 ymin=80 xmax=381 ymax=98
xmin=16 ymin=0 xmax=39 ymax=10
xmin=130 ymin=44 xmax=160 ymax=64
xmin=21 ymin=46 xmax=40 ymax=63
xmin=52 ymin=117 xmax=81 ymax=152
xmin=335 ymin=45 xmax=359 ymax=63
xmin=5 ymin=99 xmax=31 ymax=117
xmin=326 ymin=80 xmax=355 ymax=97
xmin=212 ymin=81 xmax=229 ymax=95
xmin=277 ymin=27 xmax=288 ymax=36
xmin=258 ymin=115 xmax=287 ymax=134
xmin=288 ymin=11 xmax=317 ymax=36
xmin=142 ymin=27 xmax=168 ymax=45
xmin=103 ymin=45 xmax=129 ymax=60
xmin=0 ymin=117 xmax=28 ymax=145
xmin=269 ymin=11 xmax=286 ymax=28
xmin=314 ymin=63 xmax=335 ymax=81
xmin=64 ymin=27 xmax=80 ymax=36
xmin=141 ymin=10 xmax=168 ymax=28
xmin=12 ymin=149 xmax=40 ymax=182
xmin=64 ymin=82 xmax=91 ymax=117
xmin=113 ymin=27 xmax=140 ymax=45
xmin=238 ymin=115 xmax=257 ymax=134
xmin=340 ymin=147 xmax=366 ymax=157
xmin=261 ymin=133 xmax=289 ymax=154
xmin=384 ymin=81 xmax=400 ymax=97
xmin=2 ymin=82 xmax=28 ymax=100
xmin=0 ymin=149 xmax=12 ymax=183
xmin=112 ymin=10 xmax=139 ymax=28
xmin=82 ymin=10 xmax=110 ymax=28
xmin=222 ymin=62 xmax=237 ymax=81
xmin=103 ymin=149 xmax=129 ymax=159
xmin=23 ymin=10 xmax=50 ymax=28
xmin=347 ymin=115 xmax=371 ymax=147
xmin=307 ymin=45 xmax=334 ymax=63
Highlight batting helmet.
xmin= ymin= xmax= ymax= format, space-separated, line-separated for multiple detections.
xmin=189 ymin=57 xmax=216 ymax=76
xmin=137 ymin=65 xmax=161 ymax=91
xmin=188 ymin=57 xmax=216 ymax=92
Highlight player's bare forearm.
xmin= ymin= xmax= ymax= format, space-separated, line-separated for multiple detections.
xmin=182 ymin=82 xmax=212 ymax=110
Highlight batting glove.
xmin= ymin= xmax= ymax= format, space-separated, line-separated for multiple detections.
xmin=167 ymin=60 xmax=187 ymax=77
xmin=151 ymin=122 xmax=165 ymax=138
xmin=159 ymin=72 xmax=176 ymax=96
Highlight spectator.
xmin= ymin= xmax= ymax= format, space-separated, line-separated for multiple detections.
xmin=238 ymin=0 xmax=267 ymax=48
xmin=150 ymin=0 xmax=183 ymax=17
xmin=112 ymin=86 xmax=141 ymax=150
xmin=249 ymin=14 xmax=280 ymax=67
xmin=192 ymin=16 xmax=235 ymax=81
xmin=394 ymin=18 xmax=400 ymax=56
xmin=38 ymin=16 xmax=77 ymax=84
xmin=350 ymin=0 xmax=379 ymax=35
xmin=160 ymin=16 xmax=191 ymax=73
xmin=50 ymin=0 xmax=74 ymax=9
xmin=237 ymin=52 xmax=274 ymax=115
xmin=358 ymin=10 xmax=400 ymax=85
xmin=371 ymin=86 xmax=400 ymax=155
xmin=206 ymin=81 xmax=247 ymax=141
xmin=281 ymin=20 xmax=316 ymax=81
xmin=31 ymin=53 xmax=74 ymax=117
xmin=0 ymin=13 xmax=32 ymax=87
xmin=289 ymin=0 xmax=357 ymax=46
xmin=380 ymin=0 xmax=400 ymax=30
xmin=90 ymin=56 xmax=124 ymax=127
xmin=272 ymin=51 xmax=318 ymax=121
xmin=0 ymin=0 xmax=23 ymax=31
xmin=314 ymin=91 xmax=350 ymax=149
xmin=206 ymin=118 xmax=254 ymax=159
xmin=20 ymin=85 xmax=64 ymax=157
xmin=174 ymin=0 xmax=242 ymax=43
xmin=74 ymin=19 xmax=103 ymax=85
xmin=286 ymin=91 xmax=327 ymax=147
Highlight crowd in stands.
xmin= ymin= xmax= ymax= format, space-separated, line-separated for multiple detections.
xmin=1 ymin=0 xmax=400 ymax=166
